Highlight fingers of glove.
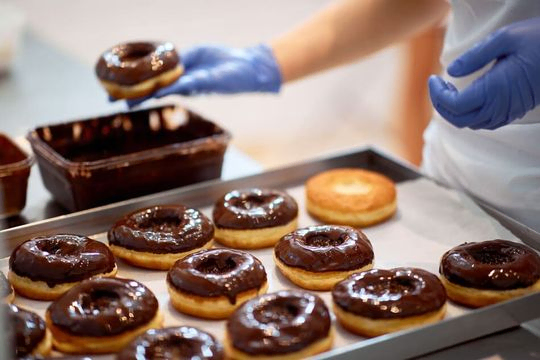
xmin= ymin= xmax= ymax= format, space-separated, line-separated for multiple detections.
xmin=154 ymin=70 xmax=217 ymax=96
xmin=447 ymin=28 xmax=514 ymax=77
xmin=428 ymin=75 xmax=485 ymax=114
xmin=126 ymin=94 xmax=153 ymax=108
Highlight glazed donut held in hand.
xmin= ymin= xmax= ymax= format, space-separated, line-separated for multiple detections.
xmin=96 ymin=41 xmax=183 ymax=100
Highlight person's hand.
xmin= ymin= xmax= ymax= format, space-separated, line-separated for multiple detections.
xmin=125 ymin=44 xmax=282 ymax=107
xmin=428 ymin=17 xmax=540 ymax=130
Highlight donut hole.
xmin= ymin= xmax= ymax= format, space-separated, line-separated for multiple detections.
xmin=303 ymin=233 xmax=346 ymax=247
xmin=151 ymin=338 xmax=201 ymax=358
xmin=37 ymin=240 xmax=80 ymax=256
xmin=136 ymin=214 xmax=185 ymax=232
xmin=196 ymin=257 xmax=237 ymax=275
xmin=120 ymin=44 xmax=155 ymax=62
xmin=469 ymin=246 xmax=521 ymax=265
xmin=81 ymin=289 xmax=120 ymax=314
xmin=361 ymin=277 xmax=418 ymax=296
xmin=255 ymin=302 xmax=300 ymax=324
xmin=231 ymin=194 xmax=273 ymax=210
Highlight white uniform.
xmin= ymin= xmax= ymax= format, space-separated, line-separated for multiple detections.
xmin=422 ymin=0 xmax=540 ymax=231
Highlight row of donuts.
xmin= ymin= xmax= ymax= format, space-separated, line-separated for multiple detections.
xmin=3 ymin=168 xmax=540 ymax=359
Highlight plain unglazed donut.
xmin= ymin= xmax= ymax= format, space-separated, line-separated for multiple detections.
xmin=305 ymin=168 xmax=397 ymax=227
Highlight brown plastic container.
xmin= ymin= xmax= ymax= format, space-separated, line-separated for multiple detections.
xmin=27 ymin=105 xmax=231 ymax=212
xmin=0 ymin=134 xmax=33 ymax=217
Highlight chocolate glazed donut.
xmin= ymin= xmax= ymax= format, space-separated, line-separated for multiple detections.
xmin=108 ymin=205 xmax=214 ymax=270
xmin=440 ymin=240 xmax=540 ymax=290
xmin=48 ymin=278 xmax=158 ymax=337
xmin=109 ymin=205 xmax=214 ymax=254
xmin=118 ymin=327 xmax=224 ymax=360
xmin=167 ymin=249 xmax=267 ymax=305
xmin=5 ymin=304 xmax=50 ymax=357
xmin=9 ymin=235 xmax=116 ymax=288
xmin=275 ymin=225 xmax=373 ymax=272
xmin=96 ymin=41 xmax=179 ymax=86
xmin=213 ymin=188 xmax=298 ymax=229
xmin=332 ymin=268 xmax=447 ymax=337
xmin=212 ymin=188 xmax=298 ymax=249
xmin=333 ymin=268 xmax=446 ymax=319
xmin=226 ymin=290 xmax=332 ymax=358
xmin=274 ymin=225 xmax=374 ymax=290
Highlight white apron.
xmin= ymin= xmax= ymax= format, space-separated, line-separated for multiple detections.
xmin=422 ymin=0 xmax=540 ymax=231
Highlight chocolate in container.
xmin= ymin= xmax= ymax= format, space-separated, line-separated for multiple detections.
xmin=27 ymin=105 xmax=231 ymax=211
xmin=0 ymin=134 xmax=33 ymax=218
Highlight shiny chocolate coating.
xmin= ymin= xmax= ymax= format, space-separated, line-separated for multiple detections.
xmin=1 ymin=271 xmax=13 ymax=299
xmin=95 ymin=41 xmax=180 ymax=85
xmin=117 ymin=326 xmax=224 ymax=360
xmin=213 ymin=188 xmax=298 ymax=229
xmin=47 ymin=277 xmax=158 ymax=337
xmin=108 ymin=205 xmax=214 ymax=254
xmin=440 ymin=240 xmax=540 ymax=290
xmin=227 ymin=290 xmax=331 ymax=355
xmin=274 ymin=225 xmax=373 ymax=272
xmin=332 ymin=268 xmax=446 ymax=319
xmin=167 ymin=249 xmax=267 ymax=304
xmin=9 ymin=234 xmax=116 ymax=287
xmin=5 ymin=304 xmax=47 ymax=357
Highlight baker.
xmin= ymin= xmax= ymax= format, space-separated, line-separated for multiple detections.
xmin=124 ymin=0 xmax=540 ymax=231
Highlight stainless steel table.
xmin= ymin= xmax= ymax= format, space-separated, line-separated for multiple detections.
xmin=0 ymin=32 xmax=538 ymax=360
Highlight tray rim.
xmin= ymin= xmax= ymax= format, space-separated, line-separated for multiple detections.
xmin=1 ymin=145 xmax=539 ymax=359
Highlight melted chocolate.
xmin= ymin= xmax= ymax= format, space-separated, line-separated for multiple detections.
xmin=332 ymin=268 xmax=446 ymax=319
xmin=95 ymin=42 xmax=180 ymax=85
xmin=0 ymin=134 xmax=32 ymax=217
xmin=47 ymin=277 xmax=158 ymax=337
xmin=440 ymin=240 xmax=540 ymax=290
xmin=9 ymin=234 xmax=116 ymax=288
xmin=227 ymin=290 xmax=331 ymax=355
xmin=274 ymin=225 xmax=373 ymax=272
xmin=167 ymin=249 xmax=267 ymax=304
xmin=4 ymin=304 xmax=47 ymax=357
xmin=109 ymin=205 xmax=214 ymax=254
xmin=117 ymin=326 xmax=224 ymax=360
xmin=1 ymin=271 xmax=13 ymax=299
xmin=213 ymin=189 xmax=298 ymax=229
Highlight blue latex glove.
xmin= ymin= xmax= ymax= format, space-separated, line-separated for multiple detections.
xmin=428 ymin=17 xmax=540 ymax=130
xmin=125 ymin=43 xmax=282 ymax=107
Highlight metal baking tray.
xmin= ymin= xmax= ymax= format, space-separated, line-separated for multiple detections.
xmin=1 ymin=146 xmax=539 ymax=360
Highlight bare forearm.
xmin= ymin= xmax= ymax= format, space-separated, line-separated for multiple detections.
xmin=272 ymin=0 xmax=449 ymax=83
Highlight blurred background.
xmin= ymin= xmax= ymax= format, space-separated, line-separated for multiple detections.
xmin=0 ymin=0 xmax=444 ymax=168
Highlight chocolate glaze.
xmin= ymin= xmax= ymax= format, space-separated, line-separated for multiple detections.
xmin=167 ymin=249 xmax=267 ymax=304
xmin=440 ymin=240 xmax=540 ymax=290
xmin=47 ymin=277 xmax=158 ymax=337
xmin=109 ymin=205 xmax=214 ymax=254
xmin=95 ymin=41 xmax=180 ymax=85
xmin=4 ymin=304 xmax=47 ymax=357
xmin=227 ymin=290 xmax=331 ymax=355
xmin=0 ymin=271 xmax=13 ymax=299
xmin=274 ymin=225 xmax=373 ymax=272
xmin=332 ymin=268 xmax=446 ymax=319
xmin=117 ymin=326 xmax=224 ymax=360
xmin=213 ymin=188 xmax=298 ymax=230
xmin=0 ymin=134 xmax=32 ymax=217
xmin=9 ymin=234 xmax=116 ymax=288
